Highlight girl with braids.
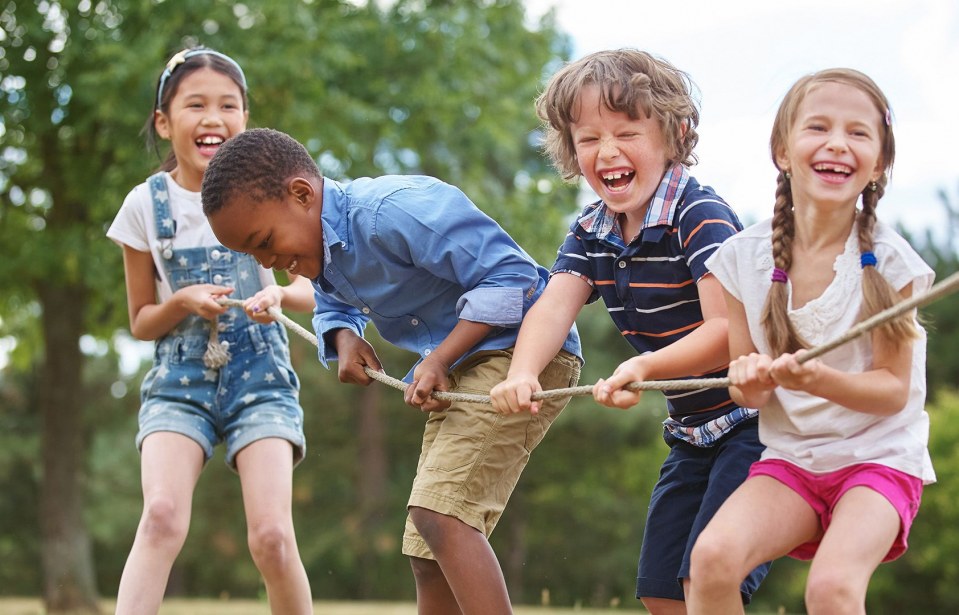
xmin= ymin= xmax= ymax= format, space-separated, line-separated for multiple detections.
xmin=687 ymin=68 xmax=935 ymax=614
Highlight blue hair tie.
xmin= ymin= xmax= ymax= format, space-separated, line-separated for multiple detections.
xmin=860 ymin=252 xmax=878 ymax=268
xmin=156 ymin=48 xmax=247 ymax=109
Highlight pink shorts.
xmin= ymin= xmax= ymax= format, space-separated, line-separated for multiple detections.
xmin=748 ymin=459 xmax=923 ymax=562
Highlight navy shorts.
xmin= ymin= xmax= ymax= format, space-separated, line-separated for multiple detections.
xmin=637 ymin=417 xmax=769 ymax=603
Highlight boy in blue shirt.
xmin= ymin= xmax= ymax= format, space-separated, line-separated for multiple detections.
xmin=491 ymin=49 xmax=769 ymax=611
xmin=202 ymin=127 xmax=581 ymax=614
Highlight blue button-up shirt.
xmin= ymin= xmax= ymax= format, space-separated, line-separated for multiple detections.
xmin=311 ymin=175 xmax=582 ymax=380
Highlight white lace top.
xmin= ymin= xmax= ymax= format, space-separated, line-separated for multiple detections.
xmin=707 ymin=216 xmax=936 ymax=483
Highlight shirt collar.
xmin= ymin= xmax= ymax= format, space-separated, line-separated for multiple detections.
xmin=578 ymin=164 xmax=690 ymax=242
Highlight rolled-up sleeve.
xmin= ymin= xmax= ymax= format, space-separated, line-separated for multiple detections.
xmin=375 ymin=181 xmax=539 ymax=327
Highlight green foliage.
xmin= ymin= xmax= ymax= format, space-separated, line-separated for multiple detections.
xmin=898 ymin=182 xmax=959 ymax=392
xmin=4 ymin=0 xmax=959 ymax=610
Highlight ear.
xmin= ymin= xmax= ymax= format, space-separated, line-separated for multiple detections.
xmin=288 ymin=177 xmax=315 ymax=208
xmin=871 ymin=157 xmax=884 ymax=183
xmin=773 ymin=146 xmax=790 ymax=174
xmin=154 ymin=110 xmax=171 ymax=140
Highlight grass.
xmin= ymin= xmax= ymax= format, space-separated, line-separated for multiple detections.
xmin=0 ymin=597 xmax=648 ymax=614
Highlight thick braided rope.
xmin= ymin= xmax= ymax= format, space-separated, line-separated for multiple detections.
xmin=219 ymin=269 xmax=959 ymax=405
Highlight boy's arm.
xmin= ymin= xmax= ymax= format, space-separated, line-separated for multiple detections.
xmin=490 ymin=273 xmax=591 ymax=414
xmin=328 ymin=327 xmax=384 ymax=386
xmin=312 ymin=288 xmax=371 ymax=368
xmin=594 ymin=273 xmax=731 ymax=409
xmin=405 ymin=319 xmax=495 ymax=413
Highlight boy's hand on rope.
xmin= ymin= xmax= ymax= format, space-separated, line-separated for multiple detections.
xmin=405 ymin=355 xmax=452 ymax=413
xmin=593 ymin=356 xmax=649 ymax=409
xmin=243 ymin=285 xmax=285 ymax=324
xmin=331 ymin=329 xmax=384 ymax=386
xmin=176 ymin=284 xmax=232 ymax=320
xmin=490 ymin=372 xmax=543 ymax=415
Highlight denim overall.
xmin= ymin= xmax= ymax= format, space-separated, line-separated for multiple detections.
xmin=136 ymin=173 xmax=305 ymax=468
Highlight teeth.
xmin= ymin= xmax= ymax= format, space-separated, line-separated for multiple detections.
xmin=197 ymin=136 xmax=223 ymax=145
xmin=287 ymin=259 xmax=298 ymax=272
xmin=814 ymin=163 xmax=851 ymax=174
xmin=602 ymin=171 xmax=633 ymax=180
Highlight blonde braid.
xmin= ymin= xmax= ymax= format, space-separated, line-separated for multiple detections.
xmin=858 ymin=177 xmax=919 ymax=347
xmin=761 ymin=171 xmax=809 ymax=355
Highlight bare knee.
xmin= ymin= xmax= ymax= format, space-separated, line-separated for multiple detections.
xmin=248 ymin=520 xmax=295 ymax=575
xmin=409 ymin=555 xmax=444 ymax=583
xmin=139 ymin=497 xmax=189 ymax=549
xmin=689 ymin=532 xmax=744 ymax=591
xmin=805 ymin=570 xmax=863 ymax=614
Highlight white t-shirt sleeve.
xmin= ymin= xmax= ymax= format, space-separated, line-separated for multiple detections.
xmin=107 ymin=183 xmax=153 ymax=253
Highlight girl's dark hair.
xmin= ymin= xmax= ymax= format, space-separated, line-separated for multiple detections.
xmin=143 ymin=47 xmax=248 ymax=172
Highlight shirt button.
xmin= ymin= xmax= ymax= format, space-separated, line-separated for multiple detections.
xmin=424 ymin=349 xmax=432 ymax=356
xmin=411 ymin=318 xmax=419 ymax=326
xmin=361 ymin=307 xmax=371 ymax=314
xmin=618 ymin=260 xmax=627 ymax=269
xmin=211 ymin=249 xmax=221 ymax=260
xmin=213 ymin=274 xmax=223 ymax=284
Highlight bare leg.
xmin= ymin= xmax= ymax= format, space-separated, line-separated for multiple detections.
xmin=641 ymin=596 xmax=688 ymax=615
xmin=687 ymin=476 xmax=820 ymax=615
xmin=115 ymin=433 xmax=204 ymax=615
xmin=804 ymin=487 xmax=899 ymax=615
xmin=236 ymin=438 xmax=313 ymax=615
xmin=409 ymin=556 xmax=461 ymax=615
xmin=409 ymin=506 xmax=512 ymax=615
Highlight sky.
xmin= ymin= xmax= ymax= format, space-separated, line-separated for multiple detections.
xmin=525 ymin=0 xmax=959 ymax=235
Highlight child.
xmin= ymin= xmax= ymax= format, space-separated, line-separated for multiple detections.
xmin=106 ymin=48 xmax=315 ymax=614
xmin=490 ymin=49 xmax=769 ymax=612
xmin=200 ymin=127 xmax=582 ymax=614
xmin=687 ymin=68 xmax=935 ymax=614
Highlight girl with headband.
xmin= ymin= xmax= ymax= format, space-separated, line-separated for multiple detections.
xmin=107 ymin=47 xmax=315 ymax=614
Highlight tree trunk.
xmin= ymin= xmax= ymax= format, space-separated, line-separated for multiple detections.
xmin=355 ymin=383 xmax=388 ymax=599
xmin=502 ymin=488 xmax=528 ymax=602
xmin=38 ymin=283 xmax=100 ymax=614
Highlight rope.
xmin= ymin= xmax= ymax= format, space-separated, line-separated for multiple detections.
xmin=218 ymin=269 xmax=959 ymax=405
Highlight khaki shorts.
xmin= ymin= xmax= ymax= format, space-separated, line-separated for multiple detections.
xmin=402 ymin=348 xmax=581 ymax=559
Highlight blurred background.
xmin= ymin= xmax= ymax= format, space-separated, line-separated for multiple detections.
xmin=2 ymin=1 xmax=958 ymax=613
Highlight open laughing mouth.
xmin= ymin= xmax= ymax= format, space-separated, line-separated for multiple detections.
xmin=812 ymin=162 xmax=853 ymax=180
xmin=196 ymin=135 xmax=224 ymax=155
xmin=602 ymin=170 xmax=635 ymax=190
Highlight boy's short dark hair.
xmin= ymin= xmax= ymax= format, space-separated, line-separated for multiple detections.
xmin=536 ymin=48 xmax=701 ymax=181
xmin=202 ymin=128 xmax=320 ymax=215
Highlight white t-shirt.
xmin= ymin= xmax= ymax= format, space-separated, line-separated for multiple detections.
xmin=707 ymin=217 xmax=936 ymax=484
xmin=107 ymin=172 xmax=276 ymax=303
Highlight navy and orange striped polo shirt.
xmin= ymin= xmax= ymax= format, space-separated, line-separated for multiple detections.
xmin=553 ymin=164 xmax=755 ymax=443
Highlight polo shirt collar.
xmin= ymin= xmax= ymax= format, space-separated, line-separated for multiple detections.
xmin=578 ymin=164 xmax=690 ymax=242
